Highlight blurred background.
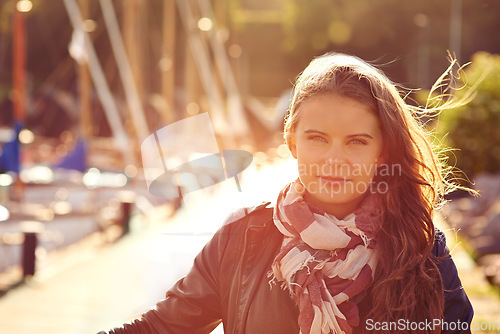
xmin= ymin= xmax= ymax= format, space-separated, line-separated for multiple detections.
xmin=0 ymin=0 xmax=500 ymax=333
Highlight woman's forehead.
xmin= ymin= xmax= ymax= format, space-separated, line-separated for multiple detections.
xmin=295 ymin=94 xmax=381 ymax=134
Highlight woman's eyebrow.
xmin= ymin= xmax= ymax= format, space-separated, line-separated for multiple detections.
xmin=346 ymin=133 xmax=374 ymax=139
xmin=303 ymin=129 xmax=328 ymax=135
xmin=304 ymin=130 xmax=374 ymax=140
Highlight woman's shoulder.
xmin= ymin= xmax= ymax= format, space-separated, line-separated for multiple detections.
xmin=214 ymin=202 xmax=277 ymax=253
xmin=432 ymin=229 xmax=474 ymax=325
xmin=222 ymin=201 xmax=274 ymax=228
xmin=432 ymin=228 xmax=450 ymax=257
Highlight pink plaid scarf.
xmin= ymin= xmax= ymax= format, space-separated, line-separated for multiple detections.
xmin=271 ymin=179 xmax=381 ymax=334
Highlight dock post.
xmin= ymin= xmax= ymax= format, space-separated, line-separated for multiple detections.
xmin=22 ymin=232 xmax=37 ymax=277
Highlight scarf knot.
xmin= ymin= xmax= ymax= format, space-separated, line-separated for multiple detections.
xmin=271 ymin=179 xmax=381 ymax=334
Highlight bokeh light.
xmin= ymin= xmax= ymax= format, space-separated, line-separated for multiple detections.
xmin=0 ymin=205 xmax=9 ymax=221
xmin=328 ymin=21 xmax=351 ymax=45
xmin=0 ymin=173 xmax=13 ymax=187
xmin=197 ymin=17 xmax=213 ymax=31
xmin=83 ymin=167 xmax=101 ymax=189
xmin=186 ymin=102 xmax=200 ymax=115
xmin=20 ymin=166 xmax=55 ymax=184
xmin=19 ymin=128 xmax=35 ymax=144
xmin=228 ymin=44 xmax=243 ymax=58
xmin=159 ymin=57 xmax=173 ymax=71
xmin=16 ymin=0 xmax=32 ymax=13
xmin=83 ymin=19 xmax=97 ymax=32
xmin=414 ymin=13 xmax=430 ymax=28
xmin=124 ymin=164 xmax=138 ymax=178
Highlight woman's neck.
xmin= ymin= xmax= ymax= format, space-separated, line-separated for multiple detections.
xmin=303 ymin=192 xmax=365 ymax=220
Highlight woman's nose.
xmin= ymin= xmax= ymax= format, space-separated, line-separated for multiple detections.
xmin=325 ymin=144 xmax=347 ymax=165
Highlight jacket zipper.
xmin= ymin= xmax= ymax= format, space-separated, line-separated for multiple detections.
xmin=234 ymin=224 xmax=252 ymax=334
xmin=233 ymin=209 xmax=272 ymax=334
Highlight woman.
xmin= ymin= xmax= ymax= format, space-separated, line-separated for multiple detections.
xmin=100 ymin=53 xmax=473 ymax=334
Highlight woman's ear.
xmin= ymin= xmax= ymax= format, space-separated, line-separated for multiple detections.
xmin=287 ymin=135 xmax=297 ymax=159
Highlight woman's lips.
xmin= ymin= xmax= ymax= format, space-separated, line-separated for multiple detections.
xmin=318 ymin=176 xmax=351 ymax=184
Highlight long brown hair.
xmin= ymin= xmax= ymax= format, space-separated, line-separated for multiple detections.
xmin=283 ymin=52 xmax=461 ymax=333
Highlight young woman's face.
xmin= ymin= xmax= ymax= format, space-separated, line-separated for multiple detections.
xmin=289 ymin=93 xmax=383 ymax=219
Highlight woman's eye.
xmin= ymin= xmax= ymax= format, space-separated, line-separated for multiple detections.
xmin=309 ymin=135 xmax=327 ymax=143
xmin=349 ymin=138 xmax=367 ymax=145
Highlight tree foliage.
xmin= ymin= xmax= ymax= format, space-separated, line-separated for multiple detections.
xmin=275 ymin=0 xmax=500 ymax=86
xmin=437 ymin=52 xmax=500 ymax=179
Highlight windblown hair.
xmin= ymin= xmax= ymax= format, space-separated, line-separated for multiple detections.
xmin=283 ymin=53 xmax=464 ymax=333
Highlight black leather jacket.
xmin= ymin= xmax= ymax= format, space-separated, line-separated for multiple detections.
xmin=104 ymin=203 xmax=473 ymax=334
